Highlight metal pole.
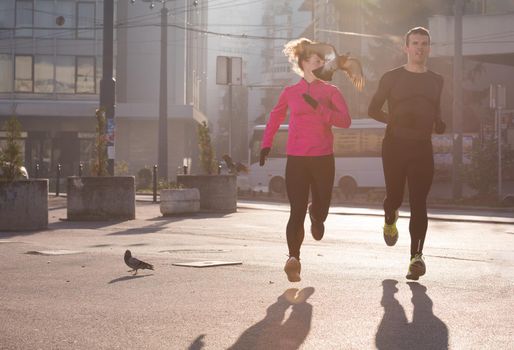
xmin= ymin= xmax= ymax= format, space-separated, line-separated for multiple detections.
xmin=158 ymin=6 xmax=169 ymax=182
xmin=153 ymin=164 xmax=157 ymax=203
xmin=100 ymin=0 xmax=115 ymax=176
xmin=497 ymin=108 xmax=502 ymax=201
xmin=227 ymin=57 xmax=233 ymax=157
xmin=228 ymin=84 xmax=232 ymax=157
xmin=452 ymin=0 xmax=464 ymax=200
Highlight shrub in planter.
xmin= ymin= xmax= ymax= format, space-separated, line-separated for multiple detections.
xmin=0 ymin=116 xmax=48 ymax=231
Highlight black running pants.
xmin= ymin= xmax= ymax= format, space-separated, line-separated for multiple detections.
xmin=285 ymin=154 xmax=334 ymax=259
xmin=382 ymin=136 xmax=434 ymax=257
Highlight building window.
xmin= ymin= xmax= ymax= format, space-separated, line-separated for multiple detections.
xmin=15 ymin=0 xmax=33 ymax=37
xmin=56 ymin=56 xmax=75 ymax=93
xmin=0 ymin=54 xmax=13 ymax=92
xmin=15 ymin=55 xmax=33 ymax=92
xmin=76 ymin=56 xmax=95 ymax=93
xmin=77 ymin=2 xmax=95 ymax=39
xmin=55 ymin=0 xmax=75 ymax=39
xmin=35 ymin=0 xmax=55 ymax=38
xmin=35 ymin=55 xmax=55 ymax=93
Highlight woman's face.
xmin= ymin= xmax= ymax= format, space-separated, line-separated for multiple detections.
xmin=301 ymin=54 xmax=325 ymax=74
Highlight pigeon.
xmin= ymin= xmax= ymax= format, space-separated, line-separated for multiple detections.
xmin=310 ymin=42 xmax=365 ymax=91
xmin=222 ymin=154 xmax=249 ymax=175
xmin=124 ymin=250 xmax=154 ymax=275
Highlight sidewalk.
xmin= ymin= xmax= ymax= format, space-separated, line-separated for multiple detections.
xmin=131 ymin=194 xmax=514 ymax=225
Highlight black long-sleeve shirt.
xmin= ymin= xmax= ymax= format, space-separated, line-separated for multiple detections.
xmin=368 ymin=66 xmax=443 ymax=141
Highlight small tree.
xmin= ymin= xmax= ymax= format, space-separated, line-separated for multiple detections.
xmin=90 ymin=107 xmax=108 ymax=176
xmin=466 ymin=137 xmax=497 ymax=197
xmin=197 ymin=121 xmax=217 ymax=174
xmin=0 ymin=116 xmax=24 ymax=181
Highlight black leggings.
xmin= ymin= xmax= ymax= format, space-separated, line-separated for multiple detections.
xmin=382 ymin=136 xmax=434 ymax=257
xmin=285 ymin=154 xmax=335 ymax=259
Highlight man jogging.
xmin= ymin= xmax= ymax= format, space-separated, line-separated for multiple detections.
xmin=368 ymin=27 xmax=445 ymax=280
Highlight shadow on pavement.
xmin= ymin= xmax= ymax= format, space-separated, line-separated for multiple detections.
xmin=188 ymin=334 xmax=206 ymax=350
xmin=147 ymin=212 xmax=233 ymax=222
xmin=225 ymin=287 xmax=314 ymax=350
xmin=108 ymin=274 xmax=153 ymax=284
xmin=375 ymin=279 xmax=448 ymax=350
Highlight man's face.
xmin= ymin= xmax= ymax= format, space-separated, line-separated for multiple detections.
xmin=404 ymin=33 xmax=430 ymax=65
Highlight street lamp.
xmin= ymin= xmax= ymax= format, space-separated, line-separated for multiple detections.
xmin=133 ymin=0 xmax=172 ymax=182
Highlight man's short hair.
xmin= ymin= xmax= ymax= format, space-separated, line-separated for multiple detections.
xmin=405 ymin=26 xmax=430 ymax=46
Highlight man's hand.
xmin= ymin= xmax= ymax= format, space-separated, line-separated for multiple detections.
xmin=302 ymin=94 xmax=319 ymax=109
xmin=434 ymin=118 xmax=446 ymax=134
xmin=259 ymin=147 xmax=271 ymax=166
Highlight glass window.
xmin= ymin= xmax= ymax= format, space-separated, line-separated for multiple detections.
xmin=15 ymin=55 xmax=33 ymax=92
xmin=54 ymin=0 xmax=74 ymax=39
xmin=269 ymin=130 xmax=288 ymax=157
xmin=55 ymin=56 xmax=75 ymax=93
xmin=0 ymin=1 xmax=14 ymax=39
xmin=15 ymin=0 xmax=33 ymax=37
xmin=35 ymin=55 xmax=55 ymax=93
xmin=0 ymin=54 xmax=13 ymax=92
xmin=334 ymin=129 xmax=384 ymax=157
xmin=35 ymin=0 xmax=55 ymax=38
xmin=77 ymin=2 xmax=95 ymax=39
xmin=76 ymin=56 xmax=95 ymax=93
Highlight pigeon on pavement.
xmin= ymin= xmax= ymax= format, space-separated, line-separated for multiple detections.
xmin=124 ymin=250 xmax=154 ymax=275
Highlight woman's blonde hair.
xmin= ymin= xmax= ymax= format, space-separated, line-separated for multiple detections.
xmin=283 ymin=37 xmax=323 ymax=76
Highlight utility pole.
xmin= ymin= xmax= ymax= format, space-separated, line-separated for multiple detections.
xmin=158 ymin=5 xmax=169 ymax=182
xmin=100 ymin=0 xmax=115 ymax=175
xmin=452 ymin=0 xmax=464 ymax=200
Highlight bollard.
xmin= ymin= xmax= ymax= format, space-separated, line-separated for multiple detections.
xmin=79 ymin=163 xmax=83 ymax=177
xmin=56 ymin=164 xmax=61 ymax=196
xmin=35 ymin=163 xmax=40 ymax=178
xmin=153 ymin=164 xmax=157 ymax=203
xmin=183 ymin=165 xmax=188 ymax=175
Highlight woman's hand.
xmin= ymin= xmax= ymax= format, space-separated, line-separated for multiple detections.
xmin=259 ymin=147 xmax=271 ymax=166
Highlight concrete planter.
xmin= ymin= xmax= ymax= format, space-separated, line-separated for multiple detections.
xmin=67 ymin=176 xmax=135 ymax=221
xmin=160 ymin=188 xmax=200 ymax=215
xmin=177 ymin=174 xmax=237 ymax=213
xmin=0 ymin=179 xmax=48 ymax=231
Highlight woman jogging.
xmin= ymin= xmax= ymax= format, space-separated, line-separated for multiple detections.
xmin=259 ymin=38 xmax=352 ymax=282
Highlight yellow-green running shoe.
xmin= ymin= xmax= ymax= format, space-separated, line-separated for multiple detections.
xmin=406 ymin=253 xmax=426 ymax=281
xmin=383 ymin=210 xmax=399 ymax=246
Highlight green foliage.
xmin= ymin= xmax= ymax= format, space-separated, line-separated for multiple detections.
xmin=114 ymin=160 xmax=129 ymax=175
xmin=137 ymin=167 xmax=152 ymax=190
xmin=466 ymin=137 xmax=498 ymax=196
xmin=90 ymin=108 xmax=108 ymax=176
xmin=197 ymin=121 xmax=217 ymax=175
xmin=0 ymin=116 xmax=24 ymax=181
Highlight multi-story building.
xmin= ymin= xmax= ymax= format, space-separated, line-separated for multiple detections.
xmin=0 ymin=0 xmax=208 ymax=181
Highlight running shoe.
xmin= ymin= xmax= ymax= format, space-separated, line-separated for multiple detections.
xmin=406 ymin=253 xmax=426 ymax=281
xmin=383 ymin=210 xmax=399 ymax=246
xmin=308 ymin=203 xmax=325 ymax=241
xmin=284 ymin=257 xmax=301 ymax=282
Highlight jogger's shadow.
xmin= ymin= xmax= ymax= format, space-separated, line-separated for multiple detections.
xmin=376 ymin=279 xmax=448 ymax=350
xmin=228 ymin=287 xmax=315 ymax=350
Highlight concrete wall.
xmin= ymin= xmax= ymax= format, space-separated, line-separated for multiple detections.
xmin=67 ymin=176 xmax=135 ymax=220
xmin=177 ymin=174 xmax=237 ymax=213
xmin=0 ymin=179 xmax=48 ymax=231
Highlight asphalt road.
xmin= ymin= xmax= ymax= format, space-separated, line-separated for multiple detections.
xmin=0 ymin=198 xmax=512 ymax=349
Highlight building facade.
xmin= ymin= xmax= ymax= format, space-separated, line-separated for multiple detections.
xmin=0 ymin=0 xmax=208 ymax=181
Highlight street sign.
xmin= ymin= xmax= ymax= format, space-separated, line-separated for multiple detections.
xmin=216 ymin=56 xmax=242 ymax=85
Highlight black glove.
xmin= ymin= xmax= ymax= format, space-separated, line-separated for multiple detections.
xmin=302 ymin=94 xmax=319 ymax=109
xmin=259 ymin=147 xmax=270 ymax=166
xmin=434 ymin=118 xmax=446 ymax=134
